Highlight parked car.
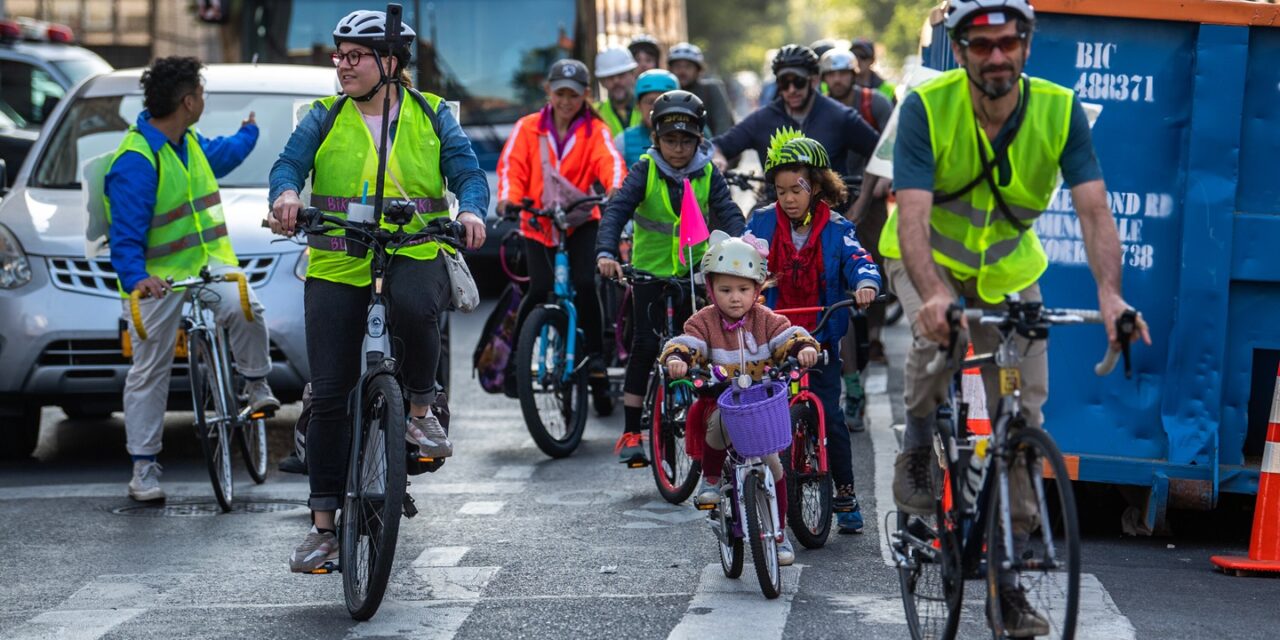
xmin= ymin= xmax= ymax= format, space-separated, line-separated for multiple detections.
xmin=0 ymin=63 xmax=339 ymax=458
xmin=0 ymin=17 xmax=113 ymax=186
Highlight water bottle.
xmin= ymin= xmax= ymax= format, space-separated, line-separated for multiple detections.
xmin=961 ymin=436 xmax=989 ymax=510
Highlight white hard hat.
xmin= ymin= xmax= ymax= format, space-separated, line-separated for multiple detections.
xmin=595 ymin=46 xmax=638 ymax=78
xmin=819 ymin=49 xmax=857 ymax=75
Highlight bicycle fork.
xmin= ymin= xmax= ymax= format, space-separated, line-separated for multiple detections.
xmin=735 ymin=461 xmax=783 ymax=543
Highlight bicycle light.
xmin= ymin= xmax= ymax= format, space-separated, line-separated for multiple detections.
xmin=383 ymin=199 xmax=416 ymax=226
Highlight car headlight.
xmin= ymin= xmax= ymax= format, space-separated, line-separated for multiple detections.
xmin=294 ymin=247 xmax=308 ymax=281
xmin=0 ymin=224 xmax=32 ymax=289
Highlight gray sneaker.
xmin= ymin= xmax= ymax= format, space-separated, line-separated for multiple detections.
xmin=244 ymin=379 xmax=281 ymax=414
xmin=128 ymin=460 xmax=165 ymax=502
xmin=777 ymin=533 xmax=796 ymax=567
xmin=289 ymin=528 xmax=339 ymax=573
xmin=998 ymin=586 xmax=1051 ymax=638
xmin=693 ymin=476 xmax=722 ymax=507
xmin=407 ymin=411 xmax=452 ymax=458
xmin=893 ymin=447 xmax=936 ymax=516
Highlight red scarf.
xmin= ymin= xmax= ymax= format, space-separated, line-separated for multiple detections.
xmin=768 ymin=201 xmax=828 ymax=331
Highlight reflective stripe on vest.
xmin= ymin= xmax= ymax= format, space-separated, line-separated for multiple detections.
xmin=104 ymin=127 xmax=236 ymax=296
xmin=631 ymin=154 xmax=712 ymax=277
xmin=308 ymin=89 xmax=449 ymax=287
xmin=878 ymin=69 xmax=1072 ymax=303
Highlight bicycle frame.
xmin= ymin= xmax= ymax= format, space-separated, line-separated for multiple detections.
xmin=727 ymin=451 xmax=782 ymax=542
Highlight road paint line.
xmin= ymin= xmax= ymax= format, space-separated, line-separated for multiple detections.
xmin=1027 ymin=572 xmax=1137 ymax=640
xmin=864 ymin=367 xmax=899 ymax=568
xmin=494 ymin=464 xmax=535 ymax=480
xmin=667 ymin=563 xmax=803 ymax=640
xmin=413 ymin=566 xmax=502 ymax=601
xmin=827 ymin=593 xmax=910 ymax=625
xmin=413 ymin=546 xmax=470 ymax=568
xmin=344 ymin=602 xmax=475 ymax=640
xmin=458 ymin=501 xmax=505 ymax=515
xmin=7 ymin=609 xmax=147 ymax=640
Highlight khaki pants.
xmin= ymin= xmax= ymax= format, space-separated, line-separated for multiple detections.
xmin=886 ymin=259 xmax=1044 ymax=536
xmin=122 ymin=265 xmax=270 ymax=456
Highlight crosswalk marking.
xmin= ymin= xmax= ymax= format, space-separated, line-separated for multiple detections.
xmin=6 ymin=573 xmax=193 ymax=640
xmin=346 ymin=546 xmax=499 ymax=640
xmin=494 ymin=464 xmax=535 ymax=480
xmin=9 ymin=609 xmax=148 ymax=640
xmin=413 ymin=546 xmax=471 ymax=568
xmin=667 ymin=563 xmax=803 ymax=640
xmin=458 ymin=501 xmax=505 ymax=515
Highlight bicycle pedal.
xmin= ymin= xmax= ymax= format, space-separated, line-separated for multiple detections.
xmin=625 ymin=459 xmax=650 ymax=469
xmin=833 ymin=505 xmax=854 ymax=513
xmin=307 ymin=561 xmax=340 ymax=574
xmin=418 ymin=457 xmax=435 ymax=463
xmin=696 ymin=503 xmax=716 ymax=511
xmin=403 ymin=495 xmax=419 ymax=519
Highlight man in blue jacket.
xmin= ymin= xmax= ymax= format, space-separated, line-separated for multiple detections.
xmin=106 ymin=56 xmax=276 ymax=502
xmin=712 ymin=44 xmax=880 ymax=208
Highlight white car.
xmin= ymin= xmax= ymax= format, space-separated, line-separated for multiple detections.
xmin=0 ymin=63 xmax=338 ymax=458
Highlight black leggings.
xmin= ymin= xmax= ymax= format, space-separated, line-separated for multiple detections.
xmin=624 ymin=279 xmax=694 ymax=397
xmin=304 ymin=256 xmax=449 ymax=512
xmin=514 ymin=221 xmax=603 ymax=361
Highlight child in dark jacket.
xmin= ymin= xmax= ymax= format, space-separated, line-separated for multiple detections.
xmin=746 ymin=129 xmax=881 ymax=534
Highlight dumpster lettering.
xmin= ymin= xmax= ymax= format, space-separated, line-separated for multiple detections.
xmin=1038 ymin=189 xmax=1159 ymax=270
xmin=1047 ymin=189 xmax=1171 ymax=219
xmin=1073 ymin=42 xmax=1154 ymax=102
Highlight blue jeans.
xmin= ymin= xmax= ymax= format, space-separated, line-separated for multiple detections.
xmin=810 ymin=340 xmax=855 ymax=489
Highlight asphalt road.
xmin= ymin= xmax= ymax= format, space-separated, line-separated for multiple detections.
xmin=1 ymin=299 xmax=1277 ymax=639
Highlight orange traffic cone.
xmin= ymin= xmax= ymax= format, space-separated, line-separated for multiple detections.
xmin=962 ymin=345 xmax=991 ymax=436
xmin=1211 ymin=363 xmax=1280 ymax=575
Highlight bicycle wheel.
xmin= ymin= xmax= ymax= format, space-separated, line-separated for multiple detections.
xmin=342 ymin=373 xmax=408 ymax=621
xmin=985 ymin=426 xmax=1080 ymax=640
xmin=649 ymin=374 xmax=701 ymax=504
xmin=896 ymin=448 xmax=963 ymax=640
xmin=516 ymin=306 xmax=587 ymax=458
xmin=239 ymin=416 xmax=269 ymax=484
xmin=190 ymin=333 xmax=233 ymax=511
xmin=786 ymin=401 xmax=832 ymax=549
xmin=745 ymin=473 xmax=782 ymax=599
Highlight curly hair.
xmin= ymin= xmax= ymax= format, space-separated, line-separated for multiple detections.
xmin=140 ymin=56 xmax=203 ymax=119
xmin=772 ymin=164 xmax=849 ymax=208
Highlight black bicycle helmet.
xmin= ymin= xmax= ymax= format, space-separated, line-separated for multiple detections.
xmin=628 ymin=34 xmax=662 ymax=60
xmin=810 ymin=38 xmax=839 ymax=59
xmin=772 ymin=44 xmax=820 ymax=76
xmin=651 ymin=90 xmax=706 ymax=137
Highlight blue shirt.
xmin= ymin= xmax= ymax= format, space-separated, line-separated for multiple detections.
xmin=105 ymin=111 xmax=259 ymax=293
xmin=268 ymin=89 xmax=489 ymax=218
xmin=892 ymin=90 xmax=1102 ymax=191
xmin=713 ymin=92 xmax=880 ymax=177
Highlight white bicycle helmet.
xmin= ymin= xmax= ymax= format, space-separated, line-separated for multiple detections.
xmin=944 ymin=0 xmax=1036 ymax=33
xmin=595 ymin=46 xmax=638 ymax=78
xmin=668 ymin=42 xmax=705 ymax=69
xmin=819 ymin=49 xmax=857 ymax=75
xmin=701 ymin=231 xmax=768 ymax=285
xmin=333 ymin=9 xmax=417 ymax=54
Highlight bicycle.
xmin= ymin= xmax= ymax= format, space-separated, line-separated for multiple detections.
xmin=128 ymin=267 xmax=270 ymax=512
xmin=502 ymin=194 xmax=608 ymax=458
xmin=690 ymin=364 xmax=798 ymax=599
xmin=292 ymin=203 xmax=465 ymax=620
xmin=774 ymin=294 xmax=889 ymax=548
xmin=619 ymin=264 xmax=703 ymax=503
xmin=890 ymin=297 xmax=1139 ymax=640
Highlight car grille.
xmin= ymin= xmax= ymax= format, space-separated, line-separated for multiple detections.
xmin=38 ymin=339 xmax=290 ymax=369
xmin=46 ymin=255 xmax=278 ymax=299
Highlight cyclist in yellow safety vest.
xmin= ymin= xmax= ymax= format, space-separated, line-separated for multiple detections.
xmin=267 ymin=9 xmax=489 ymax=574
xmin=105 ymin=56 xmax=277 ymax=505
xmin=879 ymin=1 xmax=1150 ymax=635
xmin=594 ymin=46 xmax=641 ymax=138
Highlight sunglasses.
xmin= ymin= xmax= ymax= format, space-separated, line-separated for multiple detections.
xmin=331 ymin=50 xmax=374 ymax=67
xmin=778 ymin=76 xmax=810 ymax=91
xmin=959 ymin=33 xmax=1027 ymax=56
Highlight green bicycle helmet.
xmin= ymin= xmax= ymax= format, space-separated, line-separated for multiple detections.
xmin=763 ymin=127 xmax=831 ymax=179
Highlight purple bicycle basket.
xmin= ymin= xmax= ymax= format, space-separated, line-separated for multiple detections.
xmin=717 ymin=380 xmax=791 ymax=457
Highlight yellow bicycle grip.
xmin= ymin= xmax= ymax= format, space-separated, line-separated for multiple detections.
xmin=129 ymin=289 xmax=147 ymax=341
xmin=223 ymin=272 xmax=254 ymax=322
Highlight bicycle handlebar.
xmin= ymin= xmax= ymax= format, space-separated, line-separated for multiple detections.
xmin=296 ymin=207 xmax=465 ymax=251
xmin=775 ymin=293 xmax=893 ymax=337
xmin=494 ymin=195 xmax=609 ymax=231
xmin=128 ymin=269 xmax=253 ymax=341
xmin=723 ymin=170 xmax=765 ymax=191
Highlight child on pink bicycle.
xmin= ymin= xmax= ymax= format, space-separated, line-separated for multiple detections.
xmin=661 ymin=231 xmax=820 ymax=565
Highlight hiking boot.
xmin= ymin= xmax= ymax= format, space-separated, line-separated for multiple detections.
xmin=893 ymin=447 xmax=936 ymax=516
xmin=777 ymin=533 xmax=796 ymax=566
xmin=244 ymin=378 xmax=281 ymax=415
xmin=694 ymin=476 xmax=722 ymax=507
xmin=127 ymin=460 xmax=165 ymax=502
xmin=289 ymin=528 xmax=339 ymax=573
xmin=615 ymin=432 xmax=648 ymax=467
xmin=278 ymin=452 xmax=307 ymax=475
xmin=834 ymin=485 xmax=864 ymax=534
xmin=588 ymin=360 xmax=614 ymax=417
xmin=408 ymin=411 xmax=453 ymax=458
xmin=997 ymin=586 xmax=1051 ymax=638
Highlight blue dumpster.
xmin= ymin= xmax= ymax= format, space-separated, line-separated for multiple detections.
xmin=917 ymin=0 xmax=1280 ymax=531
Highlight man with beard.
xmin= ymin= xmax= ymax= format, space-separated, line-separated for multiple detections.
xmin=850 ymin=37 xmax=897 ymax=103
xmin=594 ymin=46 xmax=641 ymax=137
xmin=882 ymin=1 xmax=1148 ymax=636
xmin=711 ymin=44 xmax=879 ymax=210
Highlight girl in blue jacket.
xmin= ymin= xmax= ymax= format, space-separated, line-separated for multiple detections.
xmin=746 ymin=129 xmax=880 ymax=534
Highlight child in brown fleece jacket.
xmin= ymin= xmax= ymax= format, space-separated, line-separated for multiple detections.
xmin=660 ymin=230 xmax=819 ymax=567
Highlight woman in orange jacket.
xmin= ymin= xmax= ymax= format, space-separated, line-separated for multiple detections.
xmin=495 ymin=58 xmax=627 ymax=404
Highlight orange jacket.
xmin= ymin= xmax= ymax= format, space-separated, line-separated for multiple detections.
xmin=496 ymin=110 xmax=626 ymax=246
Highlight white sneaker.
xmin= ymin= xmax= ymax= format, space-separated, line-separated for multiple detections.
xmin=777 ymin=534 xmax=795 ymax=567
xmin=128 ymin=460 xmax=165 ymax=502
xmin=407 ymin=411 xmax=453 ymax=458
xmin=694 ymin=477 xmax=722 ymax=507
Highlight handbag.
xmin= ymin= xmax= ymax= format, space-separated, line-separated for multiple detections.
xmin=443 ymin=247 xmax=479 ymax=313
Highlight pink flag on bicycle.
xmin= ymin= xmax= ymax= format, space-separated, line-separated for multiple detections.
xmin=677 ymin=177 xmax=709 ymax=265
